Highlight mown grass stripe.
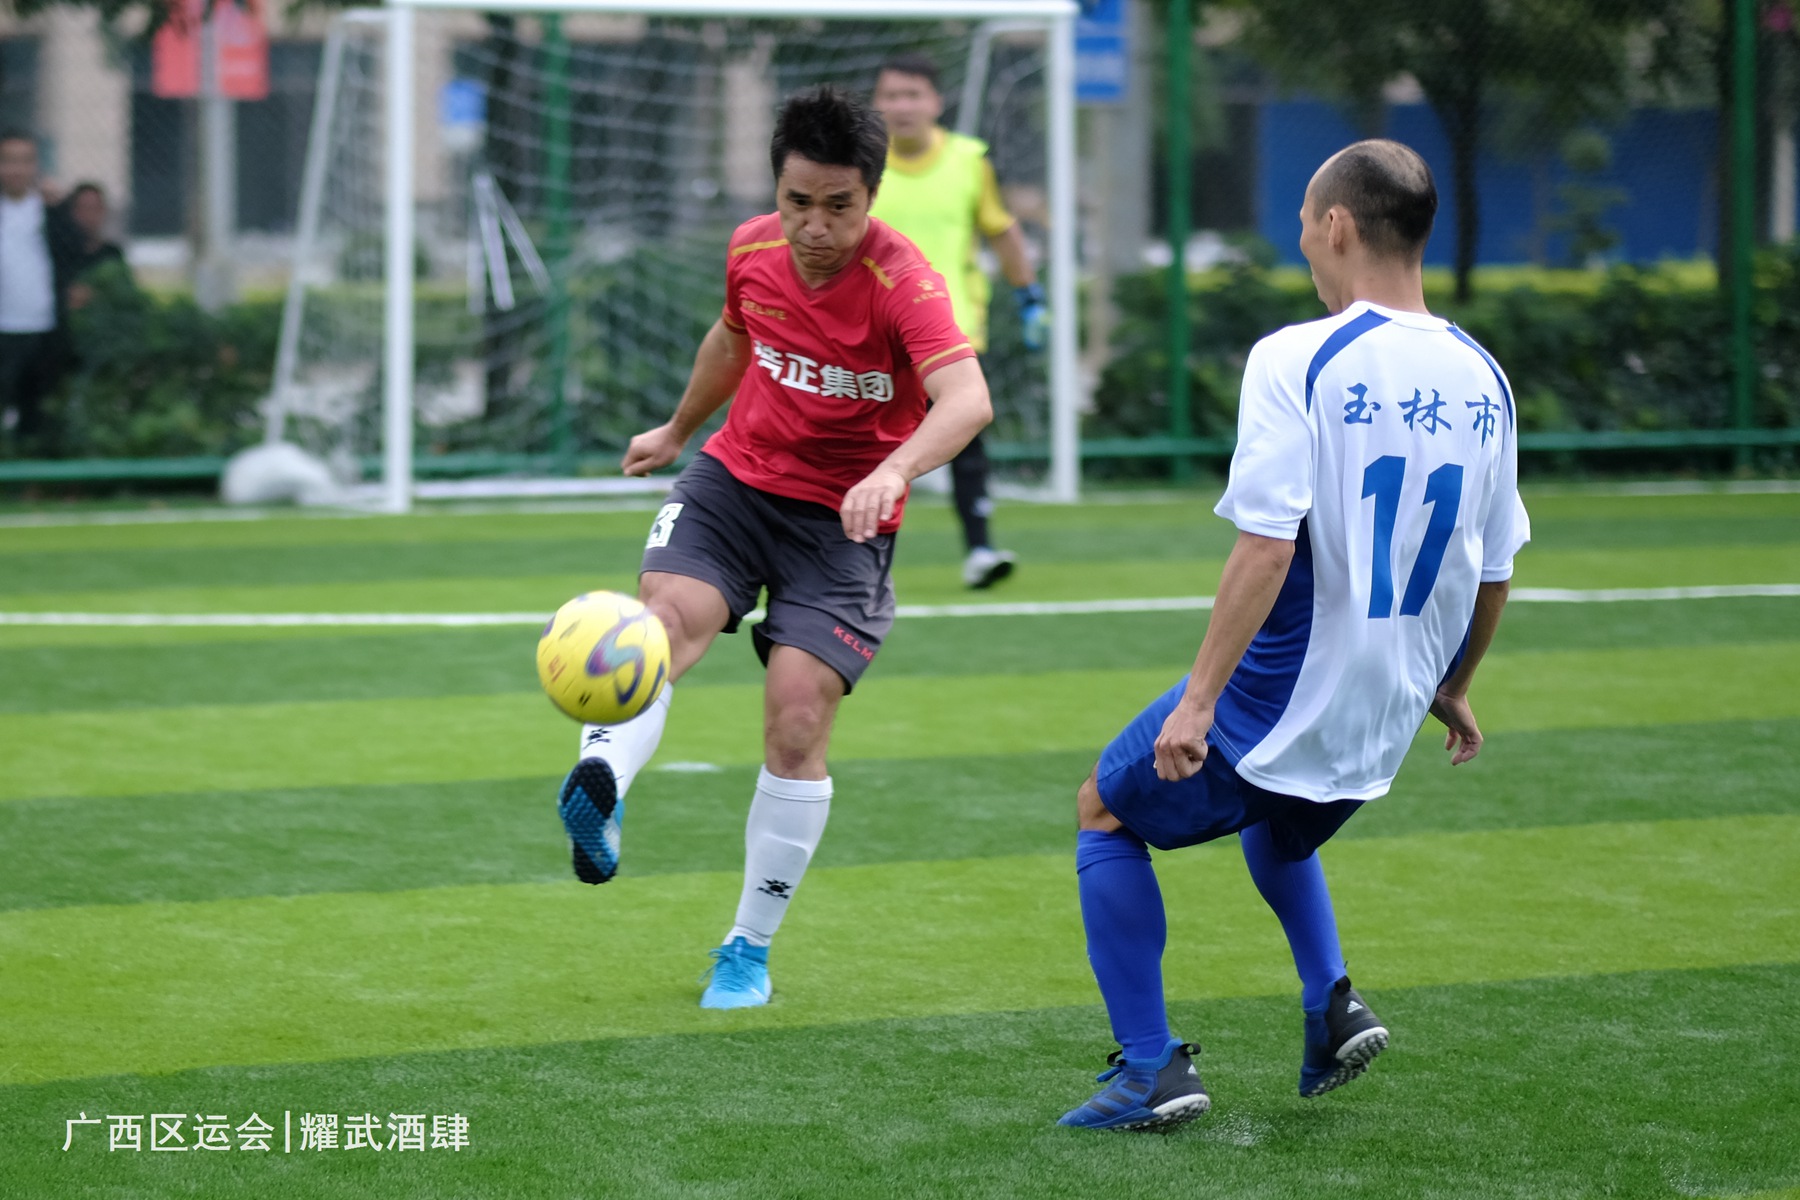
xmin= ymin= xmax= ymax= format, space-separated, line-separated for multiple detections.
xmin=0 ymin=522 xmax=1233 ymax=592
xmin=0 ymin=813 xmax=1792 ymax=1084
xmin=0 ymin=499 xmax=1229 ymax=561
xmin=3 ymin=539 xmax=1798 ymax=618
xmin=1 ymin=484 xmax=1795 ymax=542
xmin=0 ymin=610 xmax=554 ymax=627
xmin=2 ymin=967 xmax=1795 ymax=1200
xmin=4 ymin=641 xmax=1798 ymax=803
xmin=3 ymin=593 xmax=1795 ymax=665
xmin=0 ymin=558 xmax=1213 ymax=614
xmin=2 ymin=719 xmax=1793 ymax=914
xmin=10 ymin=510 xmax=1797 ymax=595
xmin=0 ymin=507 xmax=670 ymax=551
xmin=4 ymin=581 xmax=1797 ymax=628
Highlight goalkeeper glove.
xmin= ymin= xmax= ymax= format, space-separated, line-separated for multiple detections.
xmin=1014 ymin=282 xmax=1049 ymax=352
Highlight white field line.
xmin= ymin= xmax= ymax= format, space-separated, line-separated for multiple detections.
xmin=1511 ymin=584 xmax=1800 ymax=603
xmin=0 ymin=612 xmax=553 ymax=627
xmin=0 ymin=584 xmax=1795 ymax=628
xmin=5 ymin=478 xmax=1799 ymax=530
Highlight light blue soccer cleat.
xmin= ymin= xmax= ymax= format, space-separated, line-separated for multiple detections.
xmin=699 ymin=936 xmax=771 ymax=1009
xmin=559 ymin=758 xmax=623 ymax=884
xmin=1057 ymin=1038 xmax=1210 ymax=1131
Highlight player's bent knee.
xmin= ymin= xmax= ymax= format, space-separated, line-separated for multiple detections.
xmin=639 ymin=574 xmax=728 ymax=662
xmin=764 ymin=712 xmax=830 ymax=778
xmin=1076 ymin=770 xmax=1123 ymax=833
xmin=766 ymin=694 xmax=833 ymax=752
xmin=763 ymin=688 xmax=838 ymax=779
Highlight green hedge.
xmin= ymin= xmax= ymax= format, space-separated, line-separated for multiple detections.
xmin=17 ymin=245 xmax=1800 ymax=469
xmin=38 ymin=267 xmax=280 ymax=461
xmin=1091 ymin=247 xmax=1800 ymax=447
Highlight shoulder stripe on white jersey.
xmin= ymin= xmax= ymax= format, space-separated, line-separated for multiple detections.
xmin=1448 ymin=325 xmax=1514 ymax=423
xmin=1303 ymin=309 xmax=1390 ymax=412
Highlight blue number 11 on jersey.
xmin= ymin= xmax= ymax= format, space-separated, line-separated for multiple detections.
xmin=1361 ymin=456 xmax=1464 ymax=619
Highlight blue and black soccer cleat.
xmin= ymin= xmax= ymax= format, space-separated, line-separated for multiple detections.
xmin=559 ymin=758 xmax=623 ymax=884
xmin=1300 ymin=975 xmax=1389 ymax=1097
xmin=699 ymin=936 xmax=771 ymax=1009
xmin=1057 ymin=1038 xmax=1210 ymax=1131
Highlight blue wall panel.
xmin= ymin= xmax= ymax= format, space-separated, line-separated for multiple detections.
xmin=1256 ymin=101 xmax=1734 ymax=267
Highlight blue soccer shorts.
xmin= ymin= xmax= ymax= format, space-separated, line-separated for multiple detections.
xmin=1096 ymin=677 xmax=1363 ymax=859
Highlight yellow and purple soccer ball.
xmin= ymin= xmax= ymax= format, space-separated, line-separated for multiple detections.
xmin=536 ymin=591 xmax=671 ymax=724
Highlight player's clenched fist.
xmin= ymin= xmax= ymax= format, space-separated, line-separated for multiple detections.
xmin=1153 ymin=697 xmax=1214 ymax=782
xmin=622 ymin=424 xmax=685 ymax=477
xmin=840 ymin=465 xmax=908 ymax=543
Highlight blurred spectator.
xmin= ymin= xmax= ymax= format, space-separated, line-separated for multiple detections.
xmin=59 ymin=182 xmax=128 ymax=313
xmin=0 ymin=129 xmax=77 ymax=456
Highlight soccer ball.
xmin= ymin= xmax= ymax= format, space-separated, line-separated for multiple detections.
xmin=536 ymin=591 xmax=671 ymax=724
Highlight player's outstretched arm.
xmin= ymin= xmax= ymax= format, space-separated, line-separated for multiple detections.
xmin=840 ymin=357 xmax=991 ymax=542
xmin=1430 ymin=578 xmax=1511 ymax=766
xmin=622 ymin=319 xmax=751 ymax=477
xmin=990 ymin=221 xmax=1036 ymax=289
xmin=1154 ymin=531 xmax=1296 ymax=782
xmin=985 ymin=221 xmax=1047 ymax=352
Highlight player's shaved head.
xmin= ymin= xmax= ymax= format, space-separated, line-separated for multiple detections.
xmin=1309 ymin=140 xmax=1436 ymax=262
xmin=771 ymin=84 xmax=889 ymax=194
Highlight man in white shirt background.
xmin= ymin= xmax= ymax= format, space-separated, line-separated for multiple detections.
xmin=0 ymin=129 xmax=75 ymax=457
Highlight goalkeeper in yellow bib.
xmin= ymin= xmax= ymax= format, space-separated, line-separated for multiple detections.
xmin=871 ymin=52 xmax=1046 ymax=589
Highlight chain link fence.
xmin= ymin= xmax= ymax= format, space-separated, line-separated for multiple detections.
xmin=1 ymin=0 xmax=1797 ymax=485
xmin=1089 ymin=0 xmax=1800 ymax=480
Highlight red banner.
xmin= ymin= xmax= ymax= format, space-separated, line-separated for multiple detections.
xmin=150 ymin=0 xmax=202 ymax=98
xmin=150 ymin=0 xmax=268 ymax=101
xmin=216 ymin=0 xmax=269 ymax=101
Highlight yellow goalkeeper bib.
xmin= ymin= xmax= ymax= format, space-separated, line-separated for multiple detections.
xmin=872 ymin=128 xmax=1016 ymax=354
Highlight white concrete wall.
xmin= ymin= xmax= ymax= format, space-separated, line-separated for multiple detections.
xmin=37 ymin=8 xmax=131 ymax=208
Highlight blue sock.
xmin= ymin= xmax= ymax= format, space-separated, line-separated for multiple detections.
xmin=1239 ymin=820 xmax=1346 ymax=1014
xmin=1075 ymin=828 xmax=1171 ymax=1062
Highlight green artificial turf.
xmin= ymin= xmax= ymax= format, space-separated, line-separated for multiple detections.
xmin=6 ymin=638 xmax=1800 ymax=802
xmin=1 ymin=487 xmax=1796 ymax=1199
xmin=2 ymin=719 xmax=1795 ymax=913
xmin=3 ymin=812 xmax=1793 ymax=1083
xmin=3 ymin=595 xmax=1797 ymax=713
xmin=3 ymin=967 xmax=1795 ymax=1200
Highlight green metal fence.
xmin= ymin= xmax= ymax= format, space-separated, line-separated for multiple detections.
xmin=2 ymin=0 xmax=1795 ymax=490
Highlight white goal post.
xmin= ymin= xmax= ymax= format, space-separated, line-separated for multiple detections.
xmin=279 ymin=0 xmax=1072 ymax=510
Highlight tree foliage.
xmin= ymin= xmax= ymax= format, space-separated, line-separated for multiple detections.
xmin=1219 ymin=0 xmax=1715 ymax=299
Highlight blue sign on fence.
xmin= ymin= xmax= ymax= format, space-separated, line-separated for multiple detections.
xmin=439 ymin=79 xmax=487 ymax=130
xmin=439 ymin=78 xmax=487 ymax=154
xmin=1076 ymin=0 xmax=1129 ymax=105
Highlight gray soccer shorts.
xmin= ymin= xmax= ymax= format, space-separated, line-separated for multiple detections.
xmin=639 ymin=452 xmax=896 ymax=691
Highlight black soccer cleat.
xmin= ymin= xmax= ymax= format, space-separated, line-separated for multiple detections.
xmin=1300 ymin=975 xmax=1389 ymax=1097
xmin=558 ymin=758 xmax=623 ymax=885
xmin=1057 ymin=1039 xmax=1211 ymax=1131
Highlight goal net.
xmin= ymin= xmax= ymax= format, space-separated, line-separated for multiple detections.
xmin=268 ymin=0 xmax=1077 ymax=510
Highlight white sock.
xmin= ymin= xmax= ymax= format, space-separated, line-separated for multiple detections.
xmin=576 ymin=685 xmax=672 ymax=798
xmin=727 ymin=767 xmax=832 ymax=948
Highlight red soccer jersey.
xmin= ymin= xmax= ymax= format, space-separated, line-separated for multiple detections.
xmin=703 ymin=213 xmax=977 ymax=532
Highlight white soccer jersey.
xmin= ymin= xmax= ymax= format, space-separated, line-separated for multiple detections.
xmin=1211 ymin=300 xmax=1530 ymax=803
